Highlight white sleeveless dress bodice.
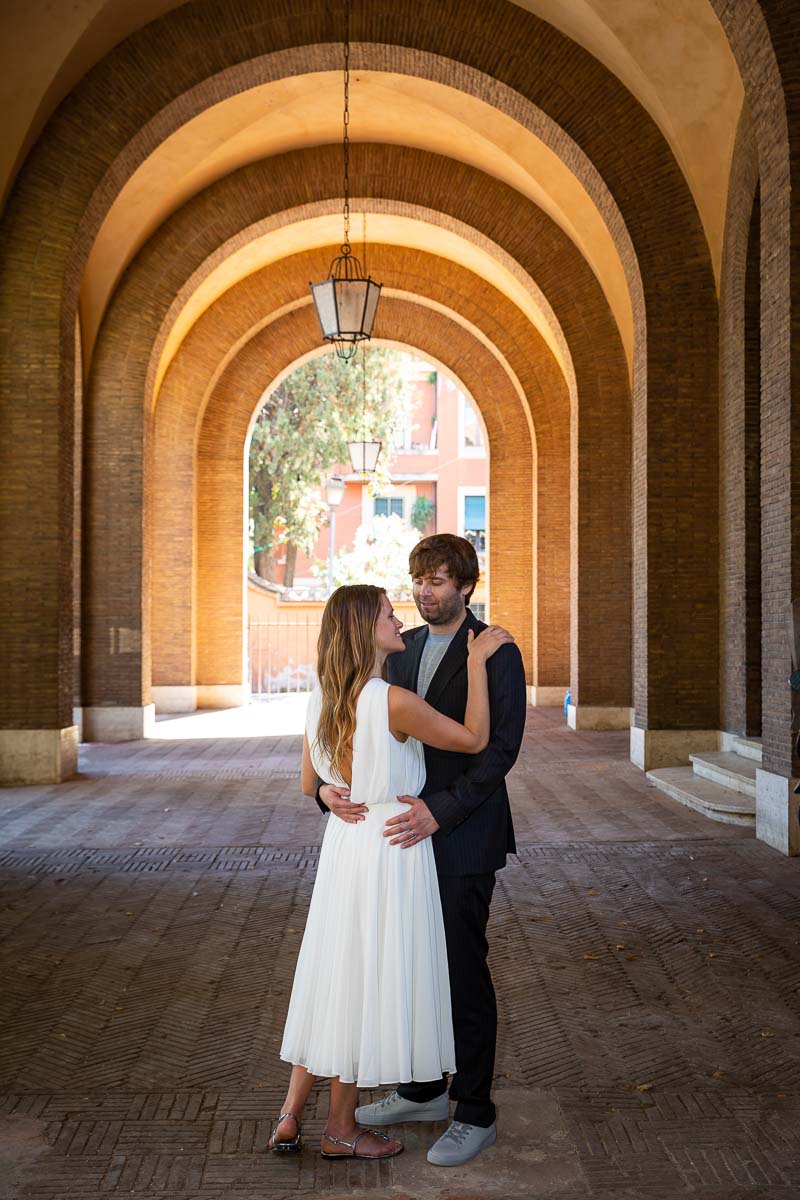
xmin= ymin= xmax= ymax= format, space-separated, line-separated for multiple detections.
xmin=280 ymin=678 xmax=455 ymax=1086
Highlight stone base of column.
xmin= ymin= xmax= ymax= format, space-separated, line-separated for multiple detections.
xmin=529 ymin=685 xmax=568 ymax=707
xmin=0 ymin=726 xmax=78 ymax=785
xmin=197 ymin=685 xmax=248 ymax=709
xmin=756 ymin=767 xmax=800 ymax=856
xmin=630 ymin=727 xmax=719 ymax=771
xmin=152 ymin=686 xmax=198 ymax=714
xmin=82 ymin=704 xmax=155 ymax=742
xmin=568 ymin=704 xmax=632 ymax=731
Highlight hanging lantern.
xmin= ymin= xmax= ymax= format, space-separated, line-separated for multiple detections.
xmin=347 ymin=438 xmax=382 ymax=474
xmin=310 ymin=248 xmax=381 ymax=363
xmin=309 ymin=0 xmax=381 ymax=360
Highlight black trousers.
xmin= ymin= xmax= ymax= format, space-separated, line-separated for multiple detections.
xmin=397 ymin=871 xmax=497 ymax=1127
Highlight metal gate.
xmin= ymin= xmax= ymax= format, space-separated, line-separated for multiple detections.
xmin=248 ymin=608 xmax=424 ymax=696
xmin=248 ymin=617 xmax=321 ymax=696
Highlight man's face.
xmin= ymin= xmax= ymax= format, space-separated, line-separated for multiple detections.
xmin=411 ymin=563 xmax=470 ymax=626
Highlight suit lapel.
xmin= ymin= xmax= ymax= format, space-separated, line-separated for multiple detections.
xmin=397 ymin=624 xmax=428 ymax=692
xmin=423 ymin=610 xmax=481 ymax=710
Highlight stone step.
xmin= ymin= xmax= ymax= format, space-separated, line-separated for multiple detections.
xmin=646 ymin=767 xmax=755 ymax=826
xmin=690 ymin=751 xmax=757 ymax=797
xmin=731 ymin=736 xmax=762 ymax=763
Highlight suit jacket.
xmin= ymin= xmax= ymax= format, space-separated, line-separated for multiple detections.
xmin=386 ymin=608 xmax=527 ymax=876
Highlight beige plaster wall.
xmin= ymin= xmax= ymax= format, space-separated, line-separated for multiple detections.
xmin=512 ymin=0 xmax=744 ymax=277
xmin=0 ymin=0 xmax=191 ymax=209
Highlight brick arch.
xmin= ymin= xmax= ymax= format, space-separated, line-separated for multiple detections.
xmin=83 ymin=50 xmax=642 ymax=380
xmin=1 ymin=0 xmax=714 ymax=741
xmin=151 ymin=243 xmax=573 ymax=701
xmin=79 ymin=146 xmax=629 ymax=733
xmin=147 ymin=196 xmax=577 ymax=410
xmin=193 ymin=299 xmax=535 ymax=696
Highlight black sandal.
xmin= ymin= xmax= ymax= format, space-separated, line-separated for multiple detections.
xmin=321 ymin=1127 xmax=403 ymax=1160
xmin=268 ymin=1111 xmax=302 ymax=1154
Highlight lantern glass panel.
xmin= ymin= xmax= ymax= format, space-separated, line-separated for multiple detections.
xmin=347 ymin=440 xmax=382 ymax=473
xmin=363 ymin=440 xmax=381 ymax=472
xmin=335 ymin=278 xmax=369 ymax=335
xmin=348 ymin=441 xmax=365 ymax=473
xmin=310 ymin=279 xmax=339 ymax=338
xmin=362 ymin=280 xmax=381 ymax=336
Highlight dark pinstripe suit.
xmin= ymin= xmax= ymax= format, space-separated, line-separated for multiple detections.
xmin=389 ymin=608 xmax=527 ymax=1126
xmin=387 ymin=610 xmax=525 ymax=877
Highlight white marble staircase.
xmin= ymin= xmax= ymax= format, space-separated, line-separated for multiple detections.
xmin=646 ymin=736 xmax=760 ymax=825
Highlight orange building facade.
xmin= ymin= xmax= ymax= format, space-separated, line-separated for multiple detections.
xmin=276 ymin=359 xmax=489 ymax=614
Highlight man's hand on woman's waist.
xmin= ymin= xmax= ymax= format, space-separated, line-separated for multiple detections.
xmin=384 ymin=796 xmax=440 ymax=847
xmin=319 ymin=782 xmax=368 ymax=824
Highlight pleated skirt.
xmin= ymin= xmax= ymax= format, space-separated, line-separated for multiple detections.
xmin=280 ymin=801 xmax=456 ymax=1086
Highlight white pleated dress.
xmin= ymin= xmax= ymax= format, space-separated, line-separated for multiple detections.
xmin=280 ymin=677 xmax=456 ymax=1086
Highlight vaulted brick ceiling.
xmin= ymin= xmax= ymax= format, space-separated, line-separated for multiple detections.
xmin=0 ymin=0 xmax=743 ymax=409
xmin=1 ymin=0 xmax=743 ymax=262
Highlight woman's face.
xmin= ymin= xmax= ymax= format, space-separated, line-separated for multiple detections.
xmin=374 ymin=593 xmax=405 ymax=656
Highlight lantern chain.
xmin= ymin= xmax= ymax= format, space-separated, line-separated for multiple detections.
xmin=362 ymin=342 xmax=368 ymax=450
xmin=342 ymin=0 xmax=351 ymax=254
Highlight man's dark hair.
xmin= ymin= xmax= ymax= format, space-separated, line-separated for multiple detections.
xmin=408 ymin=534 xmax=480 ymax=603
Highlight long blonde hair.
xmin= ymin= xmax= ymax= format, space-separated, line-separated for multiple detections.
xmin=316 ymin=584 xmax=385 ymax=779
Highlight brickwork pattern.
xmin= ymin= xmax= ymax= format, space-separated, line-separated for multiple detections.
xmin=743 ymin=187 xmax=764 ymax=737
xmin=153 ymin=242 xmax=571 ymax=694
xmin=2 ymin=709 xmax=800 ymax=1197
xmin=719 ymin=106 xmax=762 ymax=739
xmin=0 ymin=0 xmax=716 ymax=746
xmin=710 ymin=0 xmax=799 ymax=775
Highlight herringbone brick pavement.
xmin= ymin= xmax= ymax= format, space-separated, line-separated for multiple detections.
xmin=1 ymin=705 xmax=799 ymax=1198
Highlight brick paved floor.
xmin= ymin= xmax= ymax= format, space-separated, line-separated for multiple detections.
xmin=1 ymin=703 xmax=800 ymax=1198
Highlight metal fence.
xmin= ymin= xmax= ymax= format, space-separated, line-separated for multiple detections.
xmin=248 ymin=617 xmax=321 ymax=696
xmin=248 ymin=608 xmax=426 ymax=696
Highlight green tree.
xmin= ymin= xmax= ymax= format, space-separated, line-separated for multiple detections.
xmin=410 ymin=496 xmax=435 ymax=534
xmin=249 ymin=348 xmax=408 ymax=583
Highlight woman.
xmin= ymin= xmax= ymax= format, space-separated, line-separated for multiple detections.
xmin=269 ymin=585 xmax=512 ymax=1160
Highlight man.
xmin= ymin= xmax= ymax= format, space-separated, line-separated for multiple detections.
xmin=318 ymin=533 xmax=527 ymax=1166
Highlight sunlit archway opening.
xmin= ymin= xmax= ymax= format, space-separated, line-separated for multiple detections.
xmin=246 ymin=348 xmax=489 ymax=698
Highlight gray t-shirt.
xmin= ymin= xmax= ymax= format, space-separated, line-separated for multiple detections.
xmin=416 ymin=630 xmax=456 ymax=699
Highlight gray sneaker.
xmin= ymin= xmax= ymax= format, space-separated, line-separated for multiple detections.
xmin=355 ymin=1090 xmax=449 ymax=1125
xmin=427 ymin=1120 xmax=497 ymax=1166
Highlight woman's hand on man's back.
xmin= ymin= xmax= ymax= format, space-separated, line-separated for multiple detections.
xmin=466 ymin=625 xmax=515 ymax=664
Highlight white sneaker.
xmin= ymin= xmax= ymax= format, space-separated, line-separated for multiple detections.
xmin=355 ymin=1090 xmax=449 ymax=1125
xmin=427 ymin=1120 xmax=497 ymax=1166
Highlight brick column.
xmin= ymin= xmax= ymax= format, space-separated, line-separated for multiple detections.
xmin=567 ymin=352 xmax=632 ymax=732
xmin=0 ymin=225 xmax=78 ymax=783
xmin=719 ymin=112 xmax=762 ymax=740
xmin=757 ymin=0 xmax=800 ymax=854
xmin=629 ymin=339 xmax=721 ymax=771
xmin=629 ymin=228 xmax=720 ymax=769
xmin=80 ymin=336 xmax=154 ymax=742
xmin=151 ymin=363 xmax=199 ymax=714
